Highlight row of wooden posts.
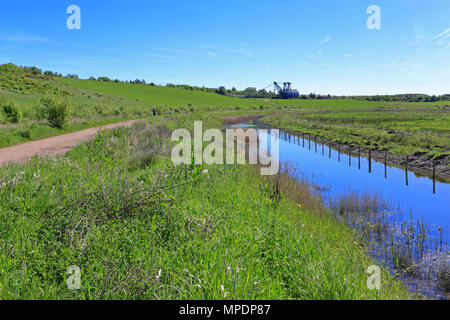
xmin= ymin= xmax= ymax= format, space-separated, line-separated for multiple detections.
xmin=279 ymin=130 xmax=438 ymax=194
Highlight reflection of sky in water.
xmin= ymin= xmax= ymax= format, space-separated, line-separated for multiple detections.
xmin=230 ymin=124 xmax=256 ymax=128
xmin=258 ymin=128 xmax=450 ymax=242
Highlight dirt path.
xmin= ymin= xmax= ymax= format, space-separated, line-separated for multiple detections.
xmin=0 ymin=120 xmax=138 ymax=166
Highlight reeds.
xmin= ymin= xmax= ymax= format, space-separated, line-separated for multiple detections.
xmin=327 ymin=187 xmax=449 ymax=298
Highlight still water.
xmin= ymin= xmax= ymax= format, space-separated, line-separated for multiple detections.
xmin=244 ymin=122 xmax=450 ymax=241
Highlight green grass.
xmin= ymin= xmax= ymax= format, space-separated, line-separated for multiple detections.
xmin=58 ymin=78 xmax=270 ymax=110
xmin=0 ymin=117 xmax=413 ymax=299
xmin=265 ymin=96 xmax=450 ymax=110
xmin=262 ymin=109 xmax=450 ymax=159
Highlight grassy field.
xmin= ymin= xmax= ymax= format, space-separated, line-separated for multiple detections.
xmin=0 ymin=115 xmax=413 ymax=299
xmin=57 ymin=78 xmax=269 ymax=111
xmin=268 ymin=96 xmax=450 ymax=111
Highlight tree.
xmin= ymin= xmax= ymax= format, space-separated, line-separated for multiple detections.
xmin=1 ymin=100 xmax=22 ymax=123
xmin=37 ymin=96 xmax=71 ymax=128
xmin=216 ymin=86 xmax=227 ymax=95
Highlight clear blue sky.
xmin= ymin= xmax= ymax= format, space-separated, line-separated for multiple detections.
xmin=0 ymin=0 xmax=449 ymax=95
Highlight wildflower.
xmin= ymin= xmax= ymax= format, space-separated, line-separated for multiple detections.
xmin=155 ymin=269 xmax=162 ymax=282
xmin=226 ymin=265 xmax=231 ymax=275
xmin=220 ymin=285 xmax=228 ymax=298
xmin=33 ymin=171 xmax=40 ymax=181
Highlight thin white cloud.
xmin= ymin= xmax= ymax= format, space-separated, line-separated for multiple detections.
xmin=431 ymin=28 xmax=450 ymax=54
xmin=360 ymin=48 xmax=377 ymax=57
xmin=228 ymin=48 xmax=253 ymax=57
xmin=377 ymin=57 xmax=400 ymax=68
xmin=154 ymin=47 xmax=198 ymax=56
xmin=30 ymin=51 xmax=117 ymax=64
xmin=432 ymin=28 xmax=450 ymax=40
xmin=434 ymin=44 xmax=450 ymax=55
xmin=395 ymin=67 xmax=412 ymax=75
xmin=305 ymin=48 xmax=323 ymax=59
xmin=206 ymin=52 xmax=217 ymax=58
xmin=0 ymin=31 xmax=48 ymax=43
xmin=319 ymin=35 xmax=331 ymax=44
xmin=199 ymin=45 xmax=253 ymax=57
xmin=343 ymin=48 xmax=376 ymax=59
xmin=133 ymin=52 xmax=175 ymax=60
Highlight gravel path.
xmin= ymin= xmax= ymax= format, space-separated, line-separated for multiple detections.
xmin=0 ymin=120 xmax=138 ymax=166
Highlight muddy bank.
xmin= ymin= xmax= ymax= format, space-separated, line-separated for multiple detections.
xmin=221 ymin=114 xmax=264 ymax=125
xmin=258 ymin=121 xmax=450 ymax=183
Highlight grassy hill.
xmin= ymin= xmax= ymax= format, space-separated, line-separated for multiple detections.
xmin=58 ymin=78 xmax=268 ymax=111
xmin=58 ymin=77 xmax=450 ymax=112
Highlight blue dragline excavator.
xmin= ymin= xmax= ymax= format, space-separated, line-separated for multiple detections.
xmin=263 ymin=82 xmax=300 ymax=99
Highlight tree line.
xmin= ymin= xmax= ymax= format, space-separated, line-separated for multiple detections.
xmin=2 ymin=64 xmax=449 ymax=102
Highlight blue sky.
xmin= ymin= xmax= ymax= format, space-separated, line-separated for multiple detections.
xmin=0 ymin=0 xmax=449 ymax=95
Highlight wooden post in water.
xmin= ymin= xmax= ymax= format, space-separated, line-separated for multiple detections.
xmin=348 ymin=145 xmax=351 ymax=166
xmin=329 ymin=140 xmax=332 ymax=158
xmin=308 ymin=134 xmax=311 ymax=150
xmin=405 ymin=156 xmax=409 ymax=186
xmin=302 ymin=134 xmax=305 ymax=148
xmin=433 ymin=160 xmax=436 ymax=194
xmin=338 ymin=145 xmax=340 ymax=162
xmin=358 ymin=146 xmax=361 ymax=169
xmin=368 ymin=149 xmax=372 ymax=173
xmin=322 ymin=138 xmax=324 ymax=155
xmin=384 ymin=150 xmax=387 ymax=179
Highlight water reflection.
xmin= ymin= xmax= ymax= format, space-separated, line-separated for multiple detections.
xmin=252 ymin=121 xmax=450 ymax=244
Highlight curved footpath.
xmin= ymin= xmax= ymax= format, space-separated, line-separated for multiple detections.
xmin=0 ymin=120 xmax=138 ymax=166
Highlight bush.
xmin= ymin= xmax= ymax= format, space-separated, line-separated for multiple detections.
xmin=1 ymin=100 xmax=22 ymax=123
xmin=37 ymin=96 xmax=71 ymax=128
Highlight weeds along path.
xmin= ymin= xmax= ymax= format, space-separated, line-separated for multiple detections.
xmin=0 ymin=120 xmax=138 ymax=166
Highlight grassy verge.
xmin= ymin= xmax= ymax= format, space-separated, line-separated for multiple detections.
xmin=0 ymin=117 xmax=413 ymax=299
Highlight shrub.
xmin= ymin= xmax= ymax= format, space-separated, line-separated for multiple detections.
xmin=1 ymin=100 xmax=22 ymax=123
xmin=37 ymin=96 xmax=71 ymax=128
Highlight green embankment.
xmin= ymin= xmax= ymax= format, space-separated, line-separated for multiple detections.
xmin=0 ymin=115 xmax=413 ymax=299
